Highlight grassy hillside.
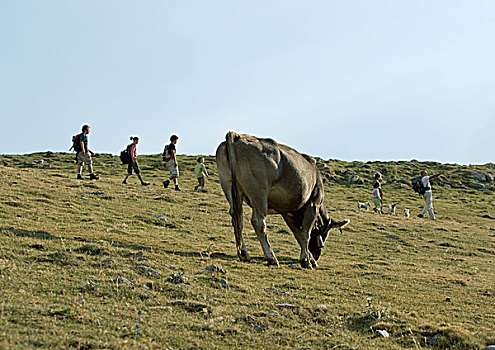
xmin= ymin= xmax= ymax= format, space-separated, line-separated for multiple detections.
xmin=0 ymin=152 xmax=494 ymax=350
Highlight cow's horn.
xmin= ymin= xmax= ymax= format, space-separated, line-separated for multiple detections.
xmin=317 ymin=235 xmax=325 ymax=248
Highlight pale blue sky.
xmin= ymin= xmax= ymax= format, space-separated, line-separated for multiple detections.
xmin=0 ymin=1 xmax=493 ymax=164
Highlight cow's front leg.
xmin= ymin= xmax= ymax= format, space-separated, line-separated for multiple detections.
xmin=251 ymin=209 xmax=279 ymax=266
xmin=282 ymin=212 xmax=316 ymax=269
xmin=298 ymin=205 xmax=319 ymax=269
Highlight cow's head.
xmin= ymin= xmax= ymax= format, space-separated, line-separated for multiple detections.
xmin=308 ymin=216 xmax=331 ymax=261
xmin=308 ymin=217 xmax=350 ymax=261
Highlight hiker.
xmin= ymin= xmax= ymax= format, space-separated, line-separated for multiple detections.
xmin=372 ymin=172 xmax=382 ymax=187
xmin=194 ymin=156 xmax=208 ymax=191
xmin=75 ymin=125 xmax=98 ymax=180
xmin=372 ymin=181 xmax=382 ymax=213
xmin=162 ymin=134 xmax=181 ymax=191
xmin=418 ymin=170 xmax=445 ymax=220
xmin=122 ymin=137 xmax=149 ymax=186
xmin=373 ymin=171 xmax=384 ymax=203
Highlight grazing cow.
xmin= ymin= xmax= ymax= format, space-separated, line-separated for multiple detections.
xmin=216 ymin=132 xmax=349 ymax=268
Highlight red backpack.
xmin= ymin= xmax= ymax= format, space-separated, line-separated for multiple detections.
xmin=69 ymin=133 xmax=82 ymax=152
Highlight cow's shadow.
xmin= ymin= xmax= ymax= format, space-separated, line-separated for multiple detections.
xmin=162 ymin=249 xmax=237 ymax=261
xmin=0 ymin=226 xmax=60 ymax=240
xmin=162 ymin=248 xmax=301 ymax=266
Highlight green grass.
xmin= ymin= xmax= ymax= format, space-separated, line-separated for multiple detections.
xmin=0 ymin=152 xmax=494 ymax=349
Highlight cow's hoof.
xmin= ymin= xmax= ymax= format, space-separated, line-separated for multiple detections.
xmin=238 ymin=250 xmax=252 ymax=262
xmin=300 ymin=258 xmax=313 ymax=269
xmin=265 ymin=258 xmax=280 ymax=267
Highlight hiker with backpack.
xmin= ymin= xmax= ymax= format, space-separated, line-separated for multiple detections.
xmin=413 ymin=170 xmax=445 ymax=220
xmin=72 ymin=125 xmax=99 ymax=180
xmin=162 ymin=135 xmax=181 ymax=191
xmin=122 ymin=136 xmax=149 ymax=186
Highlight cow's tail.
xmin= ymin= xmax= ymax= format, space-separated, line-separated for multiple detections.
xmin=225 ymin=132 xmax=243 ymax=254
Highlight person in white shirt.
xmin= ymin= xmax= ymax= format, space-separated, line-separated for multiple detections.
xmin=418 ymin=170 xmax=445 ymax=220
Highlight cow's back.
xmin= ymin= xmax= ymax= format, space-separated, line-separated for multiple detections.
xmin=217 ymin=133 xmax=319 ymax=213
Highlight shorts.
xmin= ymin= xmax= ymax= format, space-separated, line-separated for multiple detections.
xmin=165 ymin=159 xmax=179 ymax=177
xmin=197 ymin=176 xmax=205 ymax=187
xmin=76 ymin=152 xmax=92 ymax=166
xmin=128 ymin=161 xmax=140 ymax=175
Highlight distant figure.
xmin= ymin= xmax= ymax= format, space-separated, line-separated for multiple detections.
xmin=373 ymin=181 xmax=382 ymax=213
xmin=122 ymin=137 xmax=149 ymax=186
xmin=75 ymin=125 xmax=98 ymax=180
xmin=162 ymin=134 xmax=181 ymax=191
xmin=194 ymin=156 xmax=208 ymax=191
xmin=372 ymin=172 xmax=382 ymax=187
xmin=418 ymin=170 xmax=445 ymax=220
xmin=373 ymin=171 xmax=384 ymax=203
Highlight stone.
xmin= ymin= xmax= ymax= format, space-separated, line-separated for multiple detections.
xmin=385 ymin=234 xmax=400 ymax=240
xmin=74 ymin=237 xmax=91 ymax=242
xmin=101 ymin=257 xmax=115 ymax=266
xmin=275 ymin=303 xmax=299 ymax=310
xmin=163 ymin=264 xmax=178 ymax=270
xmin=203 ymin=264 xmax=227 ymax=274
xmin=154 ymin=214 xmax=167 ymax=222
xmin=136 ymin=265 xmax=160 ymax=277
xmin=168 ymin=300 xmax=208 ymax=313
xmin=29 ymin=244 xmax=44 ymax=250
xmin=268 ymin=310 xmax=284 ymax=319
xmin=56 ymin=248 xmax=71 ymax=254
xmin=265 ymin=287 xmax=290 ymax=296
xmin=84 ymin=191 xmax=106 ymax=196
xmin=112 ymin=277 xmax=133 ymax=285
xmin=143 ymin=281 xmax=153 ymax=290
xmin=220 ymin=279 xmax=228 ymax=288
xmin=376 ymin=329 xmax=390 ymax=338
xmin=482 ymin=171 xmax=494 ymax=182
xmin=469 ymin=182 xmax=485 ymax=189
xmin=427 ymin=334 xmax=441 ymax=347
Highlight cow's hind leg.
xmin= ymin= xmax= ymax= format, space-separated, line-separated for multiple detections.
xmin=223 ymin=181 xmax=251 ymax=262
xmin=251 ymin=208 xmax=279 ymax=266
xmin=229 ymin=207 xmax=250 ymax=262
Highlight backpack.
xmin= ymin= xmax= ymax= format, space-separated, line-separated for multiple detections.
xmin=120 ymin=145 xmax=131 ymax=164
xmin=162 ymin=144 xmax=171 ymax=162
xmin=69 ymin=133 xmax=82 ymax=152
xmin=411 ymin=177 xmax=429 ymax=195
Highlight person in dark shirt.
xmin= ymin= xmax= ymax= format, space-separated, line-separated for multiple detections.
xmin=76 ymin=125 xmax=98 ymax=180
xmin=162 ymin=134 xmax=181 ymax=191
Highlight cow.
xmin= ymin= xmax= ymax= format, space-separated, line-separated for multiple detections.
xmin=216 ymin=132 xmax=349 ymax=268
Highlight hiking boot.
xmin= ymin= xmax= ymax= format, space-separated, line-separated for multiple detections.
xmin=194 ymin=185 xmax=198 ymax=191
xmin=122 ymin=180 xmax=128 ymax=184
xmin=418 ymin=214 xmax=424 ymax=218
xmin=175 ymin=185 xmax=181 ymax=191
xmin=89 ymin=173 xmax=99 ymax=180
xmin=162 ymin=180 xmax=170 ymax=188
xmin=141 ymin=182 xmax=150 ymax=186
xmin=77 ymin=174 xmax=83 ymax=180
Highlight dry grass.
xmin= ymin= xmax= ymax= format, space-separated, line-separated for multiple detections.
xmin=0 ymin=152 xmax=494 ymax=349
